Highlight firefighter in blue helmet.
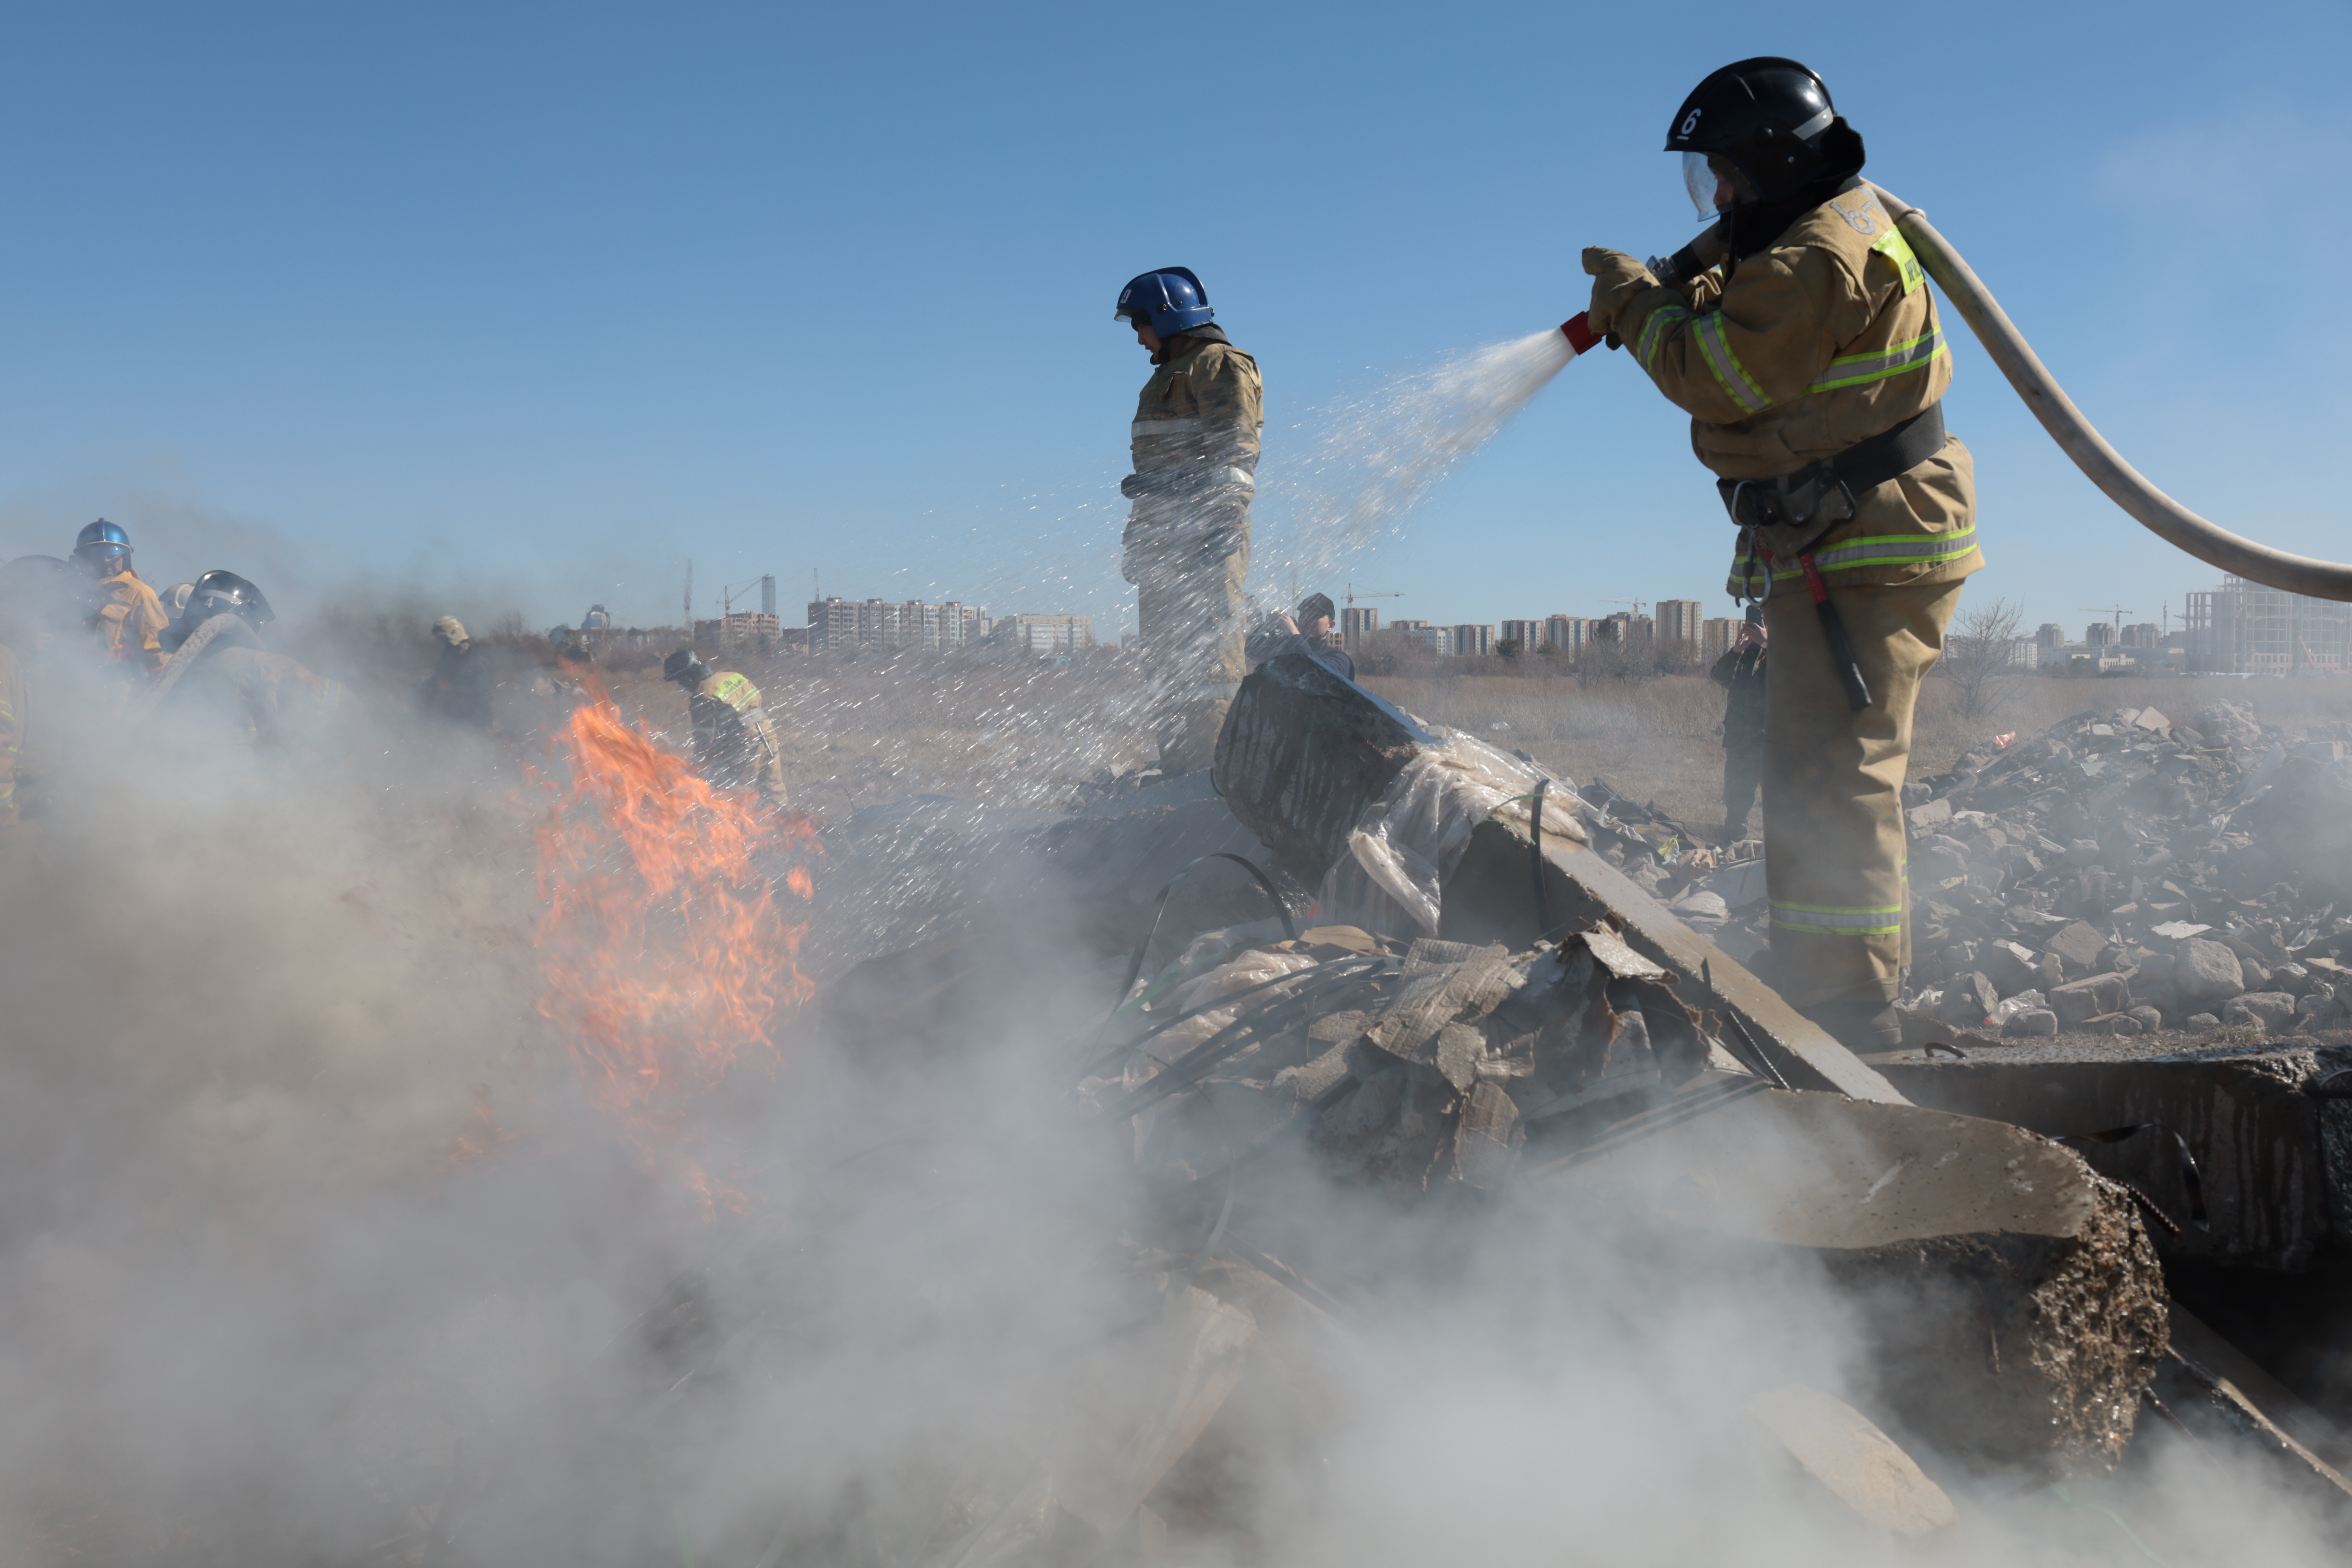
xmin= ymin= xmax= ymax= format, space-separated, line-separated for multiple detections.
xmin=1113 ymin=268 xmax=1263 ymax=775
xmin=73 ymin=520 xmax=171 ymax=671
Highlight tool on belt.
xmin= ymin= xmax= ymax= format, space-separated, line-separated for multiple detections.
xmin=1723 ymin=406 xmax=1947 ymax=713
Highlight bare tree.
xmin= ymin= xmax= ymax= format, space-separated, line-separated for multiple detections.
xmin=1940 ymin=595 xmax=2028 ymax=719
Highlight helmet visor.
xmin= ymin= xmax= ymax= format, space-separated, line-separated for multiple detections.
xmin=1681 ymin=151 xmax=1726 ymax=221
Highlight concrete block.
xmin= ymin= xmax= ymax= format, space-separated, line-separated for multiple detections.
xmin=2043 ymin=920 xmax=2111 ymax=974
xmin=2048 ymin=972 xmax=2132 ymax=1025
xmin=1981 ymin=939 xmax=2043 ymax=998
xmin=2176 ymin=938 xmax=2247 ymax=1006
xmin=2225 ymin=992 xmax=2299 ymax=1032
xmin=2003 ymin=1008 xmax=2059 ymax=1038
xmin=1532 ymin=1088 xmax=2168 ymax=1466
xmin=1904 ymin=798 xmax=1953 ymax=833
xmin=1873 ymin=1040 xmax=2352 ymax=1270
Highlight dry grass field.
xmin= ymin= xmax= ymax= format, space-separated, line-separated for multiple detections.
xmin=558 ymin=639 xmax=2352 ymax=842
xmin=588 ymin=645 xmax=1161 ymax=822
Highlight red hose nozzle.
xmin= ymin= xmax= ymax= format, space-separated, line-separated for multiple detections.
xmin=1560 ymin=312 xmax=1604 ymax=355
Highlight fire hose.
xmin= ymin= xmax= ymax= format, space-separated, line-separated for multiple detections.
xmin=1555 ymin=182 xmax=2352 ymax=703
xmin=1559 ymin=184 xmax=2352 ymax=604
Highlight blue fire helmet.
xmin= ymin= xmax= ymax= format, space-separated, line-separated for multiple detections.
xmin=73 ymin=519 xmax=132 ymax=567
xmin=1114 ymin=268 xmax=1214 ymax=337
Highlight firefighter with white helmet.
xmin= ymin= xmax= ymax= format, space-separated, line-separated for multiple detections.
xmin=1582 ymin=58 xmax=1980 ymax=1048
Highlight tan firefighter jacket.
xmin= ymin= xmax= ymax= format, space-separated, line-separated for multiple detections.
xmin=1123 ymin=331 xmax=1262 ymax=567
xmin=1587 ymin=182 xmax=1982 ymax=597
xmin=690 ymin=670 xmax=787 ymax=800
xmin=91 ymin=571 xmax=171 ymax=669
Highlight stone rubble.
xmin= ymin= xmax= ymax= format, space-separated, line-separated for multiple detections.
xmin=1883 ymin=700 xmax=2352 ymax=1041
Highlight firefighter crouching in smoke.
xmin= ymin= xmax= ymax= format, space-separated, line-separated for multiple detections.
xmin=1113 ymin=267 xmax=1263 ymax=776
xmin=662 ymin=648 xmax=786 ymax=803
xmin=420 ymin=616 xmax=496 ymax=728
xmin=1582 ymin=57 xmax=1978 ymax=1049
xmin=73 ymin=519 xmax=172 ymax=673
xmin=0 ymin=554 xmax=121 ymax=819
xmin=153 ymin=571 xmax=353 ymax=749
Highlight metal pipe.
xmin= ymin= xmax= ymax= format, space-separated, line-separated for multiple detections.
xmin=1866 ymin=181 xmax=2352 ymax=603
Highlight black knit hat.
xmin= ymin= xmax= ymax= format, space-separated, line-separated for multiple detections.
xmin=1297 ymin=593 xmax=1337 ymax=625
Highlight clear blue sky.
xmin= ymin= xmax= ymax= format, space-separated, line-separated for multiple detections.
xmin=0 ymin=0 xmax=2343 ymax=640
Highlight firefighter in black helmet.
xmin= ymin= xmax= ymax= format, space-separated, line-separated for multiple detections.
xmin=155 ymin=570 xmax=352 ymax=749
xmin=1582 ymin=58 xmax=1981 ymax=1049
xmin=663 ymin=647 xmax=786 ymax=801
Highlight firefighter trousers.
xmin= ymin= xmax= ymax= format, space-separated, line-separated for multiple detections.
xmin=1761 ymin=577 xmax=1962 ymax=1010
xmin=1132 ymin=531 xmax=1250 ymax=775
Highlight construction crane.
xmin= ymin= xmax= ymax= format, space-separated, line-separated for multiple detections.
xmin=1600 ymin=598 xmax=1649 ymax=619
xmin=2079 ymin=605 xmax=2135 ymax=634
xmin=1344 ymin=584 xmax=1405 ymax=608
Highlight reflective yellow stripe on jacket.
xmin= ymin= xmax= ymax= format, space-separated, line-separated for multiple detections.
xmin=1770 ymin=899 xmax=1905 ymax=937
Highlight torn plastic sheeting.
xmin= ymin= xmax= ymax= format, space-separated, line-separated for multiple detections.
xmin=1332 ymin=730 xmax=1588 ymax=935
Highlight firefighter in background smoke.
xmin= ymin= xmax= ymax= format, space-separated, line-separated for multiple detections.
xmin=1582 ymin=58 xmax=1979 ymax=1049
xmin=662 ymin=648 xmax=786 ymax=802
xmin=1710 ymin=608 xmax=1767 ymax=841
xmin=1251 ymin=591 xmax=1355 ymax=681
xmin=419 ymin=616 xmax=495 ymax=728
xmin=0 ymin=557 xmax=93 ymax=819
xmin=1114 ymin=268 xmax=1262 ymax=775
xmin=72 ymin=520 xmax=171 ymax=672
xmin=152 ymin=571 xmax=352 ymax=750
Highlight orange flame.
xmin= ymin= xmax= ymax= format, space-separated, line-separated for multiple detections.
xmin=531 ymin=680 xmax=819 ymax=1189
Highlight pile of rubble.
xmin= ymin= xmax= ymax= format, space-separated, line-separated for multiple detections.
xmin=1897 ymin=700 xmax=2352 ymax=1041
xmin=787 ymin=657 xmax=2352 ymax=1556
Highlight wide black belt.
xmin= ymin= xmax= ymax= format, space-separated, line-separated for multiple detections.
xmin=1716 ymin=404 xmax=1946 ymax=532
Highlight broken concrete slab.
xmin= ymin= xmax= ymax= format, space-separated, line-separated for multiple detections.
xmin=2048 ymin=972 xmax=2131 ymax=1025
xmin=2165 ymin=1304 xmax=2352 ymax=1471
xmin=1527 ymin=1086 xmax=2169 ymax=1467
xmin=1437 ymin=816 xmax=1903 ymax=1102
xmin=2174 ymin=937 xmax=2247 ymax=1009
xmin=2042 ymin=920 xmax=2110 ymax=975
xmin=2150 ymin=1308 xmax=2352 ymax=1533
xmin=1869 ymin=1038 xmax=2352 ymax=1270
xmin=1743 ymin=1384 xmax=1955 ymax=1539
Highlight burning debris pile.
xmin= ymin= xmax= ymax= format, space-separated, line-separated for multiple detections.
xmin=1894 ymin=700 xmax=2352 ymax=1040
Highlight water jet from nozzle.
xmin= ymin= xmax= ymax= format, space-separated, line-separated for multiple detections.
xmin=1268 ymin=318 xmax=1599 ymax=579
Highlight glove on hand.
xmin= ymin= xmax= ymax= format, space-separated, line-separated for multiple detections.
xmin=1582 ymin=247 xmax=1657 ymax=338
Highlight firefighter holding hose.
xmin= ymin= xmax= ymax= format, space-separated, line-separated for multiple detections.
xmin=1582 ymin=58 xmax=1980 ymax=1049
xmin=1113 ymin=268 xmax=1262 ymax=776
